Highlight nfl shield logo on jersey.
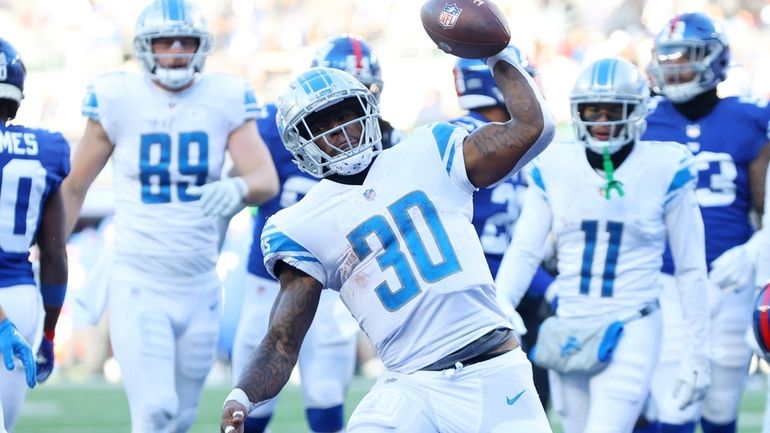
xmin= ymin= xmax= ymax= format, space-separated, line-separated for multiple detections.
xmin=363 ymin=188 xmax=376 ymax=201
xmin=686 ymin=124 xmax=701 ymax=138
xmin=439 ymin=3 xmax=463 ymax=29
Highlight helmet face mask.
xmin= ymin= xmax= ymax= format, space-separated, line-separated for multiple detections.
xmin=650 ymin=13 xmax=729 ymax=103
xmin=570 ymin=58 xmax=650 ymax=154
xmin=277 ymin=67 xmax=382 ymax=178
xmin=134 ymin=0 xmax=213 ymax=90
xmin=311 ymin=34 xmax=384 ymax=101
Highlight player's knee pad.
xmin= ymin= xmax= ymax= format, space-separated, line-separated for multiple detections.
xmin=177 ymin=332 xmax=217 ymax=380
xmin=243 ymin=414 xmax=272 ymax=433
xmin=700 ymin=364 xmax=745 ymax=424
xmin=303 ymin=379 xmax=345 ymax=408
xmin=660 ymin=422 xmax=696 ymax=433
xmin=701 ymin=418 xmax=736 ymax=433
xmin=306 ymin=405 xmax=343 ymax=433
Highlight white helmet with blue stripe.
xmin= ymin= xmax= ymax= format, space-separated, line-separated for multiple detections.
xmin=276 ymin=67 xmax=382 ymax=178
xmin=133 ymin=0 xmax=213 ymax=89
xmin=570 ymin=58 xmax=650 ymax=154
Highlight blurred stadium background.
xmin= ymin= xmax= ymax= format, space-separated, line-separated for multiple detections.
xmin=7 ymin=0 xmax=770 ymax=431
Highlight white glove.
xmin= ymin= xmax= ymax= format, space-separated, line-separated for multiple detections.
xmin=672 ymin=356 xmax=710 ymax=410
xmin=485 ymin=45 xmax=523 ymax=71
xmin=188 ymin=177 xmax=248 ymax=217
xmin=708 ymin=244 xmax=753 ymax=293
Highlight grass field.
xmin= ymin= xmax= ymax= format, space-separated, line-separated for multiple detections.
xmin=15 ymin=375 xmax=770 ymax=432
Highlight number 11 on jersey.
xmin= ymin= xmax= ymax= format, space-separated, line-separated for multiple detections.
xmin=580 ymin=220 xmax=623 ymax=297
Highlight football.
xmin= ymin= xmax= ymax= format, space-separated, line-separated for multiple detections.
xmin=420 ymin=0 xmax=511 ymax=59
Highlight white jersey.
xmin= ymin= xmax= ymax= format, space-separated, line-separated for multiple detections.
xmin=497 ymin=139 xmax=704 ymax=318
xmin=261 ymin=122 xmax=511 ymax=373
xmin=82 ymin=72 xmax=260 ymax=280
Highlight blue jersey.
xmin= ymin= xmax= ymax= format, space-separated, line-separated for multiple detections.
xmin=449 ymin=111 xmax=526 ymax=276
xmin=246 ymin=103 xmax=318 ymax=279
xmin=0 ymin=124 xmax=70 ymax=287
xmin=643 ymin=96 xmax=770 ymax=272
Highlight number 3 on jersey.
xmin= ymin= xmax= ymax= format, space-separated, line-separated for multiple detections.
xmin=347 ymin=191 xmax=461 ymax=311
xmin=140 ymin=132 xmax=208 ymax=204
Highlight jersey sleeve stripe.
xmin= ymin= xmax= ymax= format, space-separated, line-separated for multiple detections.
xmin=431 ymin=122 xmax=457 ymax=161
xmin=666 ymin=166 xmax=695 ymax=194
xmin=81 ymin=88 xmax=99 ymax=119
xmin=263 ymin=230 xmax=314 ymax=254
xmin=531 ymin=166 xmax=546 ymax=191
xmin=444 ymin=139 xmax=457 ymax=175
xmin=244 ymin=88 xmax=260 ymax=113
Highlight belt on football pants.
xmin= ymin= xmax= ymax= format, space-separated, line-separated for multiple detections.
xmin=420 ymin=327 xmax=514 ymax=371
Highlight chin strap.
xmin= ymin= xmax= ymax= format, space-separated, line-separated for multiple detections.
xmin=602 ymin=145 xmax=624 ymax=200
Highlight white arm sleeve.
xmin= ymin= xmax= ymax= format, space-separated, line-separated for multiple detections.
xmin=666 ymin=187 xmax=710 ymax=362
xmin=495 ymin=185 xmax=553 ymax=310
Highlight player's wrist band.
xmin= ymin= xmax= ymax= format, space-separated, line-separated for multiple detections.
xmin=224 ymin=388 xmax=267 ymax=413
xmin=40 ymin=283 xmax=67 ymax=308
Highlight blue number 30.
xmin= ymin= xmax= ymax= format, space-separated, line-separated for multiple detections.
xmin=346 ymin=191 xmax=461 ymax=311
xmin=140 ymin=132 xmax=209 ymax=204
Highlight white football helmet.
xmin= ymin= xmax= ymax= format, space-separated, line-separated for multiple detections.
xmin=276 ymin=67 xmax=382 ymax=178
xmin=570 ymin=58 xmax=650 ymax=154
xmin=133 ymin=0 xmax=213 ymax=89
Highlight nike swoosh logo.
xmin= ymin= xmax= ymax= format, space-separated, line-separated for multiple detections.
xmin=506 ymin=390 xmax=526 ymax=406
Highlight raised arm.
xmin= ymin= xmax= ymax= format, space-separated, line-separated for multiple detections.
xmin=60 ymin=118 xmax=113 ymax=237
xmin=221 ymin=261 xmax=322 ymax=433
xmin=463 ymin=48 xmax=555 ymax=188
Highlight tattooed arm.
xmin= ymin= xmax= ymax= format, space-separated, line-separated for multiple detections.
xmin=463 ymin=48 xmax=555 ymax=188
xmin=221 ymin=261 xmax=322 ymax=433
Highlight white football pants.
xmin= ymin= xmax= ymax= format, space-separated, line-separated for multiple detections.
xmin=347 ymin=347 xmax=551 ymax=433
xmin=650 ymin=274 xmax=752 ymax=425
xmin=108 ymin=263 xmax=221 ymax=433
xmin=550 ymin=306 xmax=662 ymax=433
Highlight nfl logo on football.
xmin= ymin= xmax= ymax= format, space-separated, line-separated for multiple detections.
xmin=439 ymin=3 xmax=463 ymax=29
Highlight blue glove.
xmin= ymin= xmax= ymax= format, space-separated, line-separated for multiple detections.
xmin=0 ymin=318 xmax=36 ymax=388
xmin=36 ymin=334 xmax=54 ymax=383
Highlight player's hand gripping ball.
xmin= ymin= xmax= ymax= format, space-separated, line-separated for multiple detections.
xmin=421 ymin=0 xmax=511 ymax=58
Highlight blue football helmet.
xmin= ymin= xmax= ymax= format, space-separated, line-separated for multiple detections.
xmin=311 ymin=34 xmax=384 ymax=100
xmin=753 ymin=284 xmax=770 ymax=360
xmin=453 ymin=44 xmax=535 ymax=110
xmin=650 ymin=13 xmax=730 ymax=103
xmin=570 ymin=58 xmax=650 ymax=154
xmin=276 ymin=67 xmax=382 ymax=178
xmin=0 ymin=37 xmax=25 ymax=119
xmin=133 ymin=0 xmax=213 ymax=89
